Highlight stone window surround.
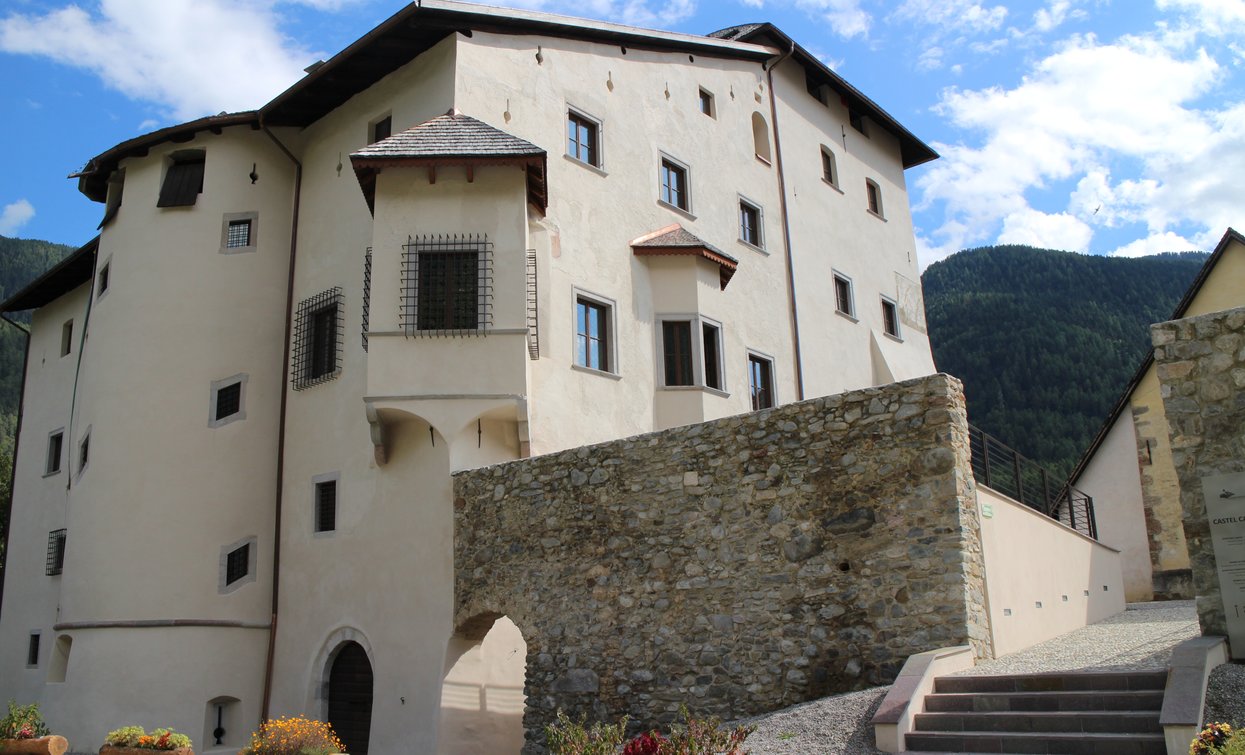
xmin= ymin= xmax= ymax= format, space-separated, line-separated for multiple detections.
xmin=312 ymin=470 xmax=340 ymax=537
xmin=218 ymin=535 xmax=257 ymax=595
xmin=881 ymin=295 xmax=902 ymax=341
xmin=746 ymin=347 xmax=777 ymax=409
xmin=571 ymin=287 xmax=620 ymax=379
xmin=657 ymin=151 xmax=693 ymax=218
xmin=566 ymin=105 xmax=604 ymax=171
xmin=219 ymin=212 xmax=259 ymax=254
xmin=738 ymin=194 xmax=765 ymax=252
xmin=655 ymin=313 xmax=728 ymax=397
xmin=307 ymin=627 xmax=375 ymax=719
xmin=833 ymin=270 xmax=857 ymax=321
xmin=208 ymin=373 xmax=249 ymax=428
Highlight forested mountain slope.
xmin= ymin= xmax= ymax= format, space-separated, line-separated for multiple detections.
xmin=922 ymin=245 xmax=1208 ymax=479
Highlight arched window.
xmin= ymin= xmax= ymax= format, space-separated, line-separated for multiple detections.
xmin=751 ymin=112 xmax=771 ymax=164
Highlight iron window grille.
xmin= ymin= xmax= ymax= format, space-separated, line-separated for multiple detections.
xmin=315 ymin=480 xmax=337 ymax=533
xmin=226 ymin=219 xmax=251 ymax=249
xmin=292 ymin=288 xmax=344 ymax=390
xmin=46 ymin=529 xmax=66 ymax=576
xmin=215 ymin=382 xmax=242 ymax=421
xmin=158 ymin=151 xmax=205 ymax=208
xmin=749 ymin=354 xmax=775 ymax=411
xmin=361 ymin=247 xmax=372 ymax=352
xmin=401 ymin=234 xmax=493 ymax=336
xmin=525 ymin=249 xmax=539 ymax=359
xmin=225 ymin=543 xmax=249 ymax=585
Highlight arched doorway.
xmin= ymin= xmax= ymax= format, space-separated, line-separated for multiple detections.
xmin=328 ymin=641 xmax=373 ymax=755
xmin=440 ymin=615 xmax=527 ymax=754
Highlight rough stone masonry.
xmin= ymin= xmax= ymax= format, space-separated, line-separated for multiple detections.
xmin=453 ymin=373 xmax=992 ymax=752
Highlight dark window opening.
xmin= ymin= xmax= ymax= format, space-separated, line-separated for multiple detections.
xmin=61 ymin=320 xmax=72 ymax=357
xmin=401 ymin=235 xmax=492 ymax=336
xmin=78 ymin=434 xmax=89 ymax=473
xmin=703 ymin=323 xmax=722 ymax=390
xmin=99 ymin=169 xmax=124 ymax=228
xmin=292 ymin=288 xmax=343 ymax=390
xmin=370 ymin=116 xmax=392 ymax=145
xmin=225 ymin=544 xmax=249 ymax=585
xmin=834 ymin=275 xmax=854 ymax=317
xmin=46 ymin=432 xmax=63 ymax=474
xmin=821 ymin=148 xmax=837 ymax=186
xmin=315 ymin=480 xmax=337 ymax=533
xmin=226 ymin=219 xmax=251 ymax=248
xmin=662 ymin=321 xmax=693 ymax=386
xmin=215 ymin=382 xmax=242 ymax=421
xmin=97 ymin=264 xmax=110 ymax=297
xmin=698 ymin=88 xmax=714 ymax=117
xmin=849 ymin=110 xmax=867 ymax=135
xmin=46 ymin=529 xmax=66 ymax=576
xmin=882 ymin=299 xmax=900 ymax=337
xmin=27 ymin=634 xmax=39 ymax=666
xmin=158 ymin=151 xmax=205 ymax=208
xmin=660 ymin=159 xmax=688 ymax=211
xmin=749 ymin=355 xmax=774 ymax=411
xmin=740 ymin=201 xmax=761 ymax=247
xmin=567 ymin=112 xmax=599 ymax=167
xmin=576 ymin=298 xmax=610 ymax=371
xmin=866 ymin=180 xmax=883 ymax=216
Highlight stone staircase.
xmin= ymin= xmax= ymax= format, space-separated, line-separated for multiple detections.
xmin=905 ymin=670 xmax=1168 ymax=754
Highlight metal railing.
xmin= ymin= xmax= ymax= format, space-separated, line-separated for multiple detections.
xmin=968 ymin=424 xmax=1098 ymax=540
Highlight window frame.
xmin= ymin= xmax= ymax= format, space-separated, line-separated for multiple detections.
xmin=45 ymin=429 xmax=64 ymax=476
xmin=698 ymin=88 xmax=715 ymax=118
xmin=658 ymin=153 xmax=692 ymax=214
xmin=833 ymin=272 xmax=857 ymax=320
xmin=218 ymin=536 xmax=257 ymax=594
xmin=566 ymin=107 xmax=603 ymax=170
xmin=96 ymin=256 xmax=111 ymax=301
xmin=292 ymin=288 xmax=343 ymax=391
xmin=747 ymin=350 xmax=776 ymax=411
xmin=656 ymin=314 xmax=727 ymax=395
xmin=26 ymin=631 xmax=40 ymax=668
xmin=738 ymin=196 xmax=764 ymax=251
xmin=572 ymin=289 xmax=618 ymax=377
xmin=45 ymin=529 xmax=66 ymax=577
xmin=820 ymin=146 xmax=840 ymax=189
xmin=368 ymin=113 xmax=392 ymax=145
xmin=312 ymin=472 xmax=340 ymax=535
xmin=881 ymin=296 xmax=902 ymax=340
xmin=219 ymin=211 xmax=259 ymax=254
xmin=865 ymin=179 xmax=885 ymax=218
xmin=209 ymin=373 xmax=248 ymax=428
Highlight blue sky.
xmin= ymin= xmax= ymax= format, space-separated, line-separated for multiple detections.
xmin=1 ymin=0 xmax=1242 ymax=266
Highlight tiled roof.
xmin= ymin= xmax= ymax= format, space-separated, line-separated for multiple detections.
xmin=352 ymin=112 xmax=545 ymax=161
xmin=631 ymin=224 xmax=738 ymax=289
xmin=707 ymin=24 xmax=765 ymax=41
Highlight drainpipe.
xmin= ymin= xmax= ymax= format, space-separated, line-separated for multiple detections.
xmin=765 ymin=40 xmax=805 ymax=401
xmin=0 ymin=314 xmax=31 ymax=620
xmin=259 ymin=119 xmax=302 ymax=721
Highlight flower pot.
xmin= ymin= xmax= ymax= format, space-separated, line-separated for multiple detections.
xmin=98 ymin=747 xmax=193 ymax=755
xmin=0 ymin=736 xmax=69 ymax=755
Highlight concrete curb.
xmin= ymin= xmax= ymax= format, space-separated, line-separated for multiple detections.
xmin=871 ymin=645 xmax=975 ymax=752
xmin=1159 ymin=635 xmax=1228 ymax=755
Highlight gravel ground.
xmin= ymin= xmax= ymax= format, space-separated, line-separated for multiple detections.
xmin=740 ymin=601 xmax=1245 ymax=754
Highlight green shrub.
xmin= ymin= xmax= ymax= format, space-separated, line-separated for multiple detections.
xmin=0 ymin=700 xmax=49 ymax=740
xmin=105 ymin=726 xmax=146 ymax=747
xmin=545 ymin=710 xmax=628 ymax=755
xmin=103 ymin=725 xmax=192 ymax=750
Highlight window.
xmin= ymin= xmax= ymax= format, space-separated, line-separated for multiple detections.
xmin=77 ymin=431 xmax=90 ymax=475
xmin=46 ymin=430 xmax=63 ymax=475
xmin=97 ymin=261 xmax=110 ymax=298
xmin=739 ymin=198 xmax=763 ymax=249
xmin=748 ymin=353 xmax=775 ymax=411
xmin=866 ymin=179 xmax=884 ymax=217
xmin=698 ymin=88 xmax=715 ymax=117
xmin=157 ymin=150 xmax=205 ymax=208
xmin=220 ymin=212 xmax=258 ymax=254
xmin=369 ymin=114 xmax=392 ymax=145
xmin=46 ymin=529 xmax=66 ymax=576
xmin=99 ymin=169 xmax=124 ymax=228
xmin=60 ymin=320 xmax=72 ymax=357
xmin=882 ymin=297 xmax=901 ymax=338
xmin=218 ymin=537 xmax=257 ymax=593
xmin=575 ymin=295 xmax=612 ymax=373
xmin=659 ymin=316 xmax=724 ymax=391
xmin=402 ymin=235 xmax=492 ymax=334
xmin=226 ymin=220 xmax=250 ymax=248
xmin=702 ymin=322 xmax=723 ymax=391
xmin=849 ymin=109 xmax=867 ymax=135
xmin=315 ymin=478 xmax=337 ymax=533
xmin=752 ymin=112 xmax=772 ymax=163
xmin=833 ymin=273 xmax=855 ymax=318
xmin=566 ymin=110 xmax=601 ymax=168
xmin=820 ymin=147 xmax=838 ymax=187
xmin=662 ymin=321 xmax=693 ymax=386
xmin=210 ymin=374 xmax=247 ymax=427
xmin=27 ymin=632 xmax=40 ymax=667
xmin=659 ymin=157 xmax=689 ymax=212
xmin=292 ymin=288 xmax=343 ymax=390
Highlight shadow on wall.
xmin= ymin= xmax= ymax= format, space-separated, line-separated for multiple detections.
xmin=440 ymin=615 xmax=527 ymax=754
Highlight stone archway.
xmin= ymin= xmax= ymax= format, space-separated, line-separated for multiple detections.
xmin=440 ymin=613 xmax=527 ymax=754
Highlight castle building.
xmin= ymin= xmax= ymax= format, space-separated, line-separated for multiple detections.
xmin=0 ymin=2 xmax=938 ymax=751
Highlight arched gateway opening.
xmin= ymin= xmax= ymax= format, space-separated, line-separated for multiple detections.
xmin=440 ymin=614 xmax=527 ymax=754
xmin=328 ymin=641 xmax=374 ymax=755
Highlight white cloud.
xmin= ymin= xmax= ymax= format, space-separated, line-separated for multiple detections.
xmin=1107 ymin=231 xmax=1199 ymax=257
xmin=916 ymin=45 xmax=944 ymax=70
xmin=0 ymin=199 xmax=36 ymax=236
xmin=0 ymin=0 xmax=319 ymax=120
xmin=997 ymin=208 xmax=1092 ymax=251
xmin=1156 ymin=0 xmax=1245 ymax=35
xmin=891 ymin=0 xmax=1008 ymax=34
xmin=496 ymin=0 xmax=697 ymax=27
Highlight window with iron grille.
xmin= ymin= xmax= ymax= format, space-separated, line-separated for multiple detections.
xmin=27 ymin=633 xmax=40 ymax=667
xmin=361 ymin=247 xmax=372 ymax=351
xmin=46 ymin=529 xmax=66 ymax=576
xmin=292 ymin=288 xmax=343 ymax=390
xmin=748 ymin=353 xmax=775 ymax=411
xmin=882 ymin=297 xmax=901 ymax=338
xmin=215 ymin=383 xmax=241 ymax=421
xmin=226 ymin=220 xmax=251 ymax=248
xmin=158 ymin=150 xmax=205 ymax=208
xmin=833 ymin=273 xmax=855 ymax=318
xmin=225 ymin=544 xmax=249 ymax=586
xmin=401 ymin=235 xmax=493 ymax=336
xmin=46 ymin=430 xmax=63 ymax=475
xmin=315 ymin=479 xmax=337 ymax=533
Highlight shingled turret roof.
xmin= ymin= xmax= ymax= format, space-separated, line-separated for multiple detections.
xmin=631 ymin=224 xmax=738 ymax=289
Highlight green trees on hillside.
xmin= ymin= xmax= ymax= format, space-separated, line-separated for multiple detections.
xmin=922 ymin=244 xmax=1206 ymax=479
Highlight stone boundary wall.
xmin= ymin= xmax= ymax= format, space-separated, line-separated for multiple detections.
xmin=453 ymin=373 xmax=991 ymax=752
xmin=1152 ymin=306 xmax=1245 ymax=641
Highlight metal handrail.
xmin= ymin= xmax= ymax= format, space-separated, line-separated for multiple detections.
xmin=967 ymin=424 xmax=1098 ymax=539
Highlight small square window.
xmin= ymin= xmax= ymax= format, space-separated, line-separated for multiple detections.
xmin=748 ymin=353 xmax=775 ymax=411
xmin=660 ymin=157 xmax=689 ymax=212
xmin=698 ymin=88 xmax=715 ymax=117
xmin=882 ymin=297 xmax=901 ymax=338
xmin=46 ymin=431 xmax=63 ymax=475
xmin=567 ymin=110 xmax=601 ymax=168
xmin=158 ymin=150 xmax=205 ymax=208
xmin=225 ymin=544 xmax=249 ymax=586
xmin=27 ymin=632 xmax=40 ymax=667
xmin=866 ymin=179 xmax=884 ymax=217
xmin=315 ymin=479 xmax=337 ymax=533
xmin=662 ymin=320 xmax=694 ymax=386
xmin=369 ymin=115 xmax=392 ymax=145
xmin=220 ymin=212 xmax=258 ymax=254
xmin=219 ymin=537 xmax=256 ymax=593
xmin=61 ymin=320 xmax=73 ymax=357
xmin=702 ymin=322 xmax=723 ymax=391
xmin=739 ymin=199 xmax=763 ymax=249
xmin=209 ymin=374 xmax=248 ymax=427
xmin=46 ymin=529 xmax=66 ymax=576
xmin=215 ymin=382 xmax=241 ymax=421
xmin=97 ymin=262 xmax=110 ymax=298
xmin=575 ymin=296 xmax=611 ymax=372
xmin=833 ymin=273 xmax=855 ymax=318
xmin=821 ymin=147 xmax=838 ymax=187
xmin=226 ymin=220 xmax=251 ymax=249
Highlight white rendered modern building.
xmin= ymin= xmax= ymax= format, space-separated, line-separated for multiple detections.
xmin=0 ymin=2 xmax=938 ymax=752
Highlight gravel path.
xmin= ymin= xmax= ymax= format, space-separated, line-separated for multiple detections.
xmin=740 ymin=601 xmax=1245 ymax=754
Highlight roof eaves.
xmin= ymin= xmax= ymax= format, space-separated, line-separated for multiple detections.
xmin=1 ymin=237 xmax=99 ymax=313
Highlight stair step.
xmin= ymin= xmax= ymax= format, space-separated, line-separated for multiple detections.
xmin=935 ymin=671 xmax=1168 ymax=694
xmin=905 ymin=731 xmax=1166 ymax=754
xmin=914 ymin=710 xmax=1162 ymax=734
xmin=923 ymin=690 xmax=1164 ymax=712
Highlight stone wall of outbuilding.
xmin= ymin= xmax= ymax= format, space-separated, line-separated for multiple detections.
xmin=452 ymin=373 xmax=991 ymax=752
